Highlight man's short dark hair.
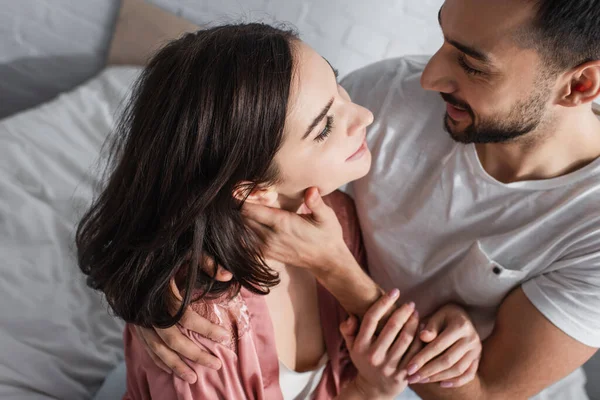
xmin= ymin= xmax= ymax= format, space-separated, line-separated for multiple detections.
xmin=521 ymin=0 xmax=600 ymax=71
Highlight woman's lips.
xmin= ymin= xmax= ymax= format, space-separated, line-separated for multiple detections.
xmin=346 ymin=138 xmax=368 ymax=162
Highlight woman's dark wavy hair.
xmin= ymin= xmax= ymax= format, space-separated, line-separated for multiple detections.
xmin=76 ymin=23 xmax=299 ymax=328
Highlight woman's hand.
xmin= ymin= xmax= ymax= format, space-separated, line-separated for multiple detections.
xmin=404 ymin=304 xmax=482 ymax=388
xmin=242 ymin=187 xmax=348 ymax=272
xmin=133 ymin=278 xmax=230 ymax=383
xmin=339 ymin=289 xmax=419 ymax=400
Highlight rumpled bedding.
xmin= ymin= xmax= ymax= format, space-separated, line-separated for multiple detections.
xmin=0 ymin=67 xmax=141 ymax=400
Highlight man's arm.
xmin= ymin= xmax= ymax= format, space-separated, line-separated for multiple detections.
xmin=411 ymin=287 xmax=598 ymax=400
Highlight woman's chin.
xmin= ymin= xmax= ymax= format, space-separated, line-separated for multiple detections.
xmin=334 ymin=154 xmax=373 ymax=191
xmin=351 ymin=151 xmax=372 ymax=180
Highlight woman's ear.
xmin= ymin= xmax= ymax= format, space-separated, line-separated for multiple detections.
xmin=233 ymin=182 xmax=278 ymax=206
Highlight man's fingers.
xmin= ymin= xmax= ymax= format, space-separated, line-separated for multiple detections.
xmin=419 ymin=310 xmax=445 ymax=343
xmin=355 ymin=289 xmax=401 ymax=349
xmin=198 ymin=253 xmax=234 ymax=282
xmin=155 ymin=325 xmax=222 ymax=371
xmin=241 ymin=202 xmax=284 ymax=229
xmin=134 ymin=326 xmax=172 ymax=374
xmin=420 ymin=349 xmax=478 ymax=383
xmin=170 ymin=279 xmax=184 ymax=303
xmin=406 ymin=328 xmax=462 ymax=377
xmin=412 ymin=339 xmax=471 ymax=381
xmin=215 ymin=266 xmax=234 ymax=282
xmin=179 ymin=307 xmax=230 ymax=343
xmin=137 ymin=326 xmax=199 ymax=383
xmin=438 ymin=357 xmax=480 ymax=388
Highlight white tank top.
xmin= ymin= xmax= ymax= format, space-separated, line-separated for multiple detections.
xmin=279 ymin=354 xmax=328 ymax=400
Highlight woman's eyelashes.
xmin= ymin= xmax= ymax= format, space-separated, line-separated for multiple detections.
xmin=314 ymin=116 xmax=334 ymax=143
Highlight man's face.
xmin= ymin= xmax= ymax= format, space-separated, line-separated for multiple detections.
xmin=421 ymin=0 xmax=555 ymax=144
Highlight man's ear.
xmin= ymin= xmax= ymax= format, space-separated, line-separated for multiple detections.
xmin=232 ymin=182 xmax=278 ymax=206
xmin=557 ymin=60 xmax=600 ymax=108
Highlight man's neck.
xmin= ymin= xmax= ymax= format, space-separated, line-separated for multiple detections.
xmin=475 ymin=108 xmax=600 ymax=183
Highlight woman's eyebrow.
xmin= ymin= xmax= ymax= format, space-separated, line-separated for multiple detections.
xmin=303 ymin=97 xmax=334 ymax=139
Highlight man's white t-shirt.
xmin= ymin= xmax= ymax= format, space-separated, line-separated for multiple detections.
xmin=342 ymin=56 xmax=600 ymax=399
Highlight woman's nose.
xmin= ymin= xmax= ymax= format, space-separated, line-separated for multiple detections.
xmin=349 ymin=104 xmax=373 ymax=136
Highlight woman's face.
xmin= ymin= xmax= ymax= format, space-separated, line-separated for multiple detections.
xmin=272 ymin=41 xmax=374 ymax=206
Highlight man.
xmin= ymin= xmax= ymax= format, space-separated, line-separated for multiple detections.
xmin=138 ymin=0 xmax=600 ymax=398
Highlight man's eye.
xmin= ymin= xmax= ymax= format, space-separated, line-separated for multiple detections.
xmin=458 ymin=54 xmax=483 ymax=76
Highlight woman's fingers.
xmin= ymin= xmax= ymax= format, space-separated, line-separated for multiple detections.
xmin=370 ymin=302 xmax=416 ymax=363
xmin=383 ymin=310 xmax=420 ymax=377
xmin=302 ymin=187 xmax=335 ymax=224
xmin=354 ymin=289 xmax=400 ymax=351
xmin=396 ymin=329 xmax=424 ymax=378
xmin=340 ymin=315 xmax=359 ymax=349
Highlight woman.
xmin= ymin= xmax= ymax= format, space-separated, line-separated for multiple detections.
xmin=78 ymin=24 xmax=467 ymax=399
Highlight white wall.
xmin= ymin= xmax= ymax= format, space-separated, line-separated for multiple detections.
xmin=171 ymin=0 xmax=445 ymax=79
xmin=0 ymin=0 xmax=444 ymax=118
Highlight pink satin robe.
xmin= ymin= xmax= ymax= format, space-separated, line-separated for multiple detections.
xmin=123 ymin=191 xmax=366 ymax=399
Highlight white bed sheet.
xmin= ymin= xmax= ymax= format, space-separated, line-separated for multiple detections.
xmin=0 ymin=66 xmax=141 ymax=400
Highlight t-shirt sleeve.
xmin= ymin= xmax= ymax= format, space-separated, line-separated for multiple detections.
xmin=521 ymin=250 xmax=600 ymax=348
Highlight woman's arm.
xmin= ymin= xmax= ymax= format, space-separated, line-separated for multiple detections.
xmin=314 ymin=244 xmax=385 ymax=318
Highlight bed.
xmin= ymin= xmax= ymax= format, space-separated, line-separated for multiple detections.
xmin=0 ymin=1 xmax=598 ymax=399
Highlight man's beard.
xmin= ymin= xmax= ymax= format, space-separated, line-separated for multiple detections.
xmin=442 ymin=87 xmax=550 ymax=144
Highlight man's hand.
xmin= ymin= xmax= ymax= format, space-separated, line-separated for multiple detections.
xmin=133 ymin=312 xmax=228 ymax=383
xmin=134 ymin=273 xmax=231 ymax=383
xmin=410 ymin=288 xmax=598 ymax=400
xmin=405 ymin=304 xmax=482 ymax=388
xmin=242 ymin=187 xmax=348 ymax=272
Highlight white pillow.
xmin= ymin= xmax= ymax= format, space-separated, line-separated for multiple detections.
xmin=0 ymin=66 xmax=141 ymax=400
